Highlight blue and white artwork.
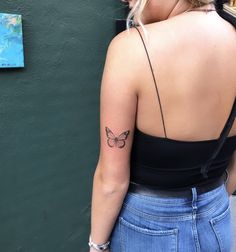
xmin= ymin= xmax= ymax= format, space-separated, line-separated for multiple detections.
xmin=0 ymin=13 xmax=24 ymax=68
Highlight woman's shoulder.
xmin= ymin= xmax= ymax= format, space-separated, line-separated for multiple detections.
xmin=107 ymin=26 xmax=144 ymax=62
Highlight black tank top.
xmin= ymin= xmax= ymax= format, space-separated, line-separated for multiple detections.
xmin=130 ymin=26 xmax=236 ymax=190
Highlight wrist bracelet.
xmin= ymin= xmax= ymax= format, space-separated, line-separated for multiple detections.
xmin=88 ymin=235 xmax=110 ymax=251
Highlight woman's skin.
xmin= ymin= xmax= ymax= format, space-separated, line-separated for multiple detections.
xmin=226 ymin=152 xmax=236 ymax=196
xmin=89 ymin=0 xmax=236 ymax=251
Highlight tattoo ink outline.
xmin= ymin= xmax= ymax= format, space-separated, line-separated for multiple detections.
xmin=105 ymin=127 xmax=130 ymax=148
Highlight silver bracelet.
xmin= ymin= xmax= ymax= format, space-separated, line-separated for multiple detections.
xmin=88 ymin=235 xmax=110 ymax=251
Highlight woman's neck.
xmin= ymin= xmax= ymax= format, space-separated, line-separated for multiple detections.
xmin=166 ymin=1 xmax=216 ymax=20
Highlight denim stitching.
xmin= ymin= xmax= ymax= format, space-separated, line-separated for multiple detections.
xmin=196 ymin=194 xmax=229 ymax=219
xmin=119 ymin=217 xmax=125 ymax=252
xmin=122 ymin=203 xmax=193 ymax=221
xmin=122 ymin=191 xmax=227 ymax=222
xmin=119 ymin=216 xmax=178 ymax=252
xmin=125 ymin=192 xmax=193 ymax=205
xmin=173 ymin=229 xmax=178 ymax=252
xmin=191 ymin=187 xmax=201 ymax=252
xmin=125 ymin=184 xmax=225 ymax=206
xmin=209 ymin=205 xmax=231 ymax=251
xmin=120 ymin=216 xmax=178 ymax=235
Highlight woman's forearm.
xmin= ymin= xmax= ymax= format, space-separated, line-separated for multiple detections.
xmin=89 ymin=168 xmax=129 ymax=246
xmin=226 ymin=169 xmax=236 ymax=196
xmin=225 ymin=152 xmax=236 ymax=196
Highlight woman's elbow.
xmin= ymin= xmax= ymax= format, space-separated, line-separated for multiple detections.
xmin=93 ymin=165 xmax=130 ymax=194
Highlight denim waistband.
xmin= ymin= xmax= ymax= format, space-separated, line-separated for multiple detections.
xmin=128 ymin=173 xmax=226 ymax=198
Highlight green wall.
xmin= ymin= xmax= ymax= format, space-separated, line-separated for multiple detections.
xmin=0 ymin=1 xmax=125 ymax=251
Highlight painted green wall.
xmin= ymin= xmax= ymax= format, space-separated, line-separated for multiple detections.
xmin=0 ymin=1 xmax=125 ymax=251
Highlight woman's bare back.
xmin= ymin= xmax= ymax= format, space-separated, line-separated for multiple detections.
xmin=134 ymin=11 xmax=236 ymax=141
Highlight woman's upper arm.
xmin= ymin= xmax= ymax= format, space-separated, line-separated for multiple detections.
xmin=96 ymin=30 xmax=139 ymax=185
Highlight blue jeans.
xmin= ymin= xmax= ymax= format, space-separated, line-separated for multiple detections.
xmin=110 ymin=183 xmax=232 ymax=252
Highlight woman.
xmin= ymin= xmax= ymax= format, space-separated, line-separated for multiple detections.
xmin=89 ymin=0 xmax=236 ymax=251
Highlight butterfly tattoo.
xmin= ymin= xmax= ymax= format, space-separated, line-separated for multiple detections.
xmin=105 ymin=127 xmax=130 ymax=148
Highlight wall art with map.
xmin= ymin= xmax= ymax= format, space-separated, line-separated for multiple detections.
xmin=0 ymin=13 xmax=24 ymax=68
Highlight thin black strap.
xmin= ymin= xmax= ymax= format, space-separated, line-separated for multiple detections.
xmin=201 ymin=97 xmax=236 ymax=178
xmin=134 ymin=25 xmax=167 ymax=138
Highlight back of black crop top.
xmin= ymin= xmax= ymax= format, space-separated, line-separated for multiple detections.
xmin=130 ymin=26 xmax=236 ymax=190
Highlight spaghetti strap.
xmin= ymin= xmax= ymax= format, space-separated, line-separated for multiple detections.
xmin=133 ymin=25 xmax=167 ymax=138
xmin=201 ymin=97 xmax=236 ymax=178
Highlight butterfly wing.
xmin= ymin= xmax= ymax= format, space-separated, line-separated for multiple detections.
xmin=105 ymin=127 xmax=116 ymax=147
xmin=117 ymin=130 xmax=130 ymax=148
xmin=118 ymin=130 xmax=130 ymax=140
xmin=105 ymin=127 xmax=116 ymax=139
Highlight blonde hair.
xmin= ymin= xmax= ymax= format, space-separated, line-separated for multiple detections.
xmin=125 ymin=0 xmax=215 ymax=39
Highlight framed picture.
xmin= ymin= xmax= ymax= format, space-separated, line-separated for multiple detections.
xmin=0 ymin=13 xmax=24 ymax=68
